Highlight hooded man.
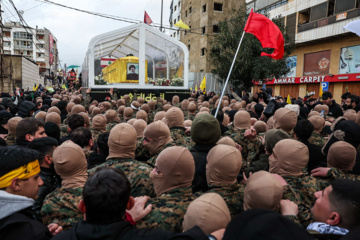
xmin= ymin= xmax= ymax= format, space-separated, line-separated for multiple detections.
xmin=164 ymin=107 xmax=193 ymax=146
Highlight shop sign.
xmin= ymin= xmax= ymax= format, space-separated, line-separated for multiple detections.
xmin=336 ymin=13 xmax=347 ymax=21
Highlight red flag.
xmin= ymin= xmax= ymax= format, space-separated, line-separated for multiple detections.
xmin=244 ymin=9 xmax=284 ymax=60
xmin=144 ymin=11 xmax=153 ymax=25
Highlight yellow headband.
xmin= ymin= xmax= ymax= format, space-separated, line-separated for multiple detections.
xmin=0 ymin=160 xmax=40 ymax=189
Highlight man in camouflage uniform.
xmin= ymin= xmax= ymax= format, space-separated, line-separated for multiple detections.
xmin=308 ymin=115 xmax=327 ymax=146
xmin=136 ymin=146 xmax=195 ymax=233
xmin=147 ymin=100 xmax=157 ymax=123
xmin=5 ymin=116 xmax=22 ymax=146
xmin=105 ymin=109 xmax=121 ymax=131
xmin=186 ymin=103 xmax=197 ymax=121
xmin=156 ymin=97 xmax=164 ymax=111
xmin=135 ymin=137 xmax=151 ymax=161
xmin=88 ymin=123 xmax=155 ymax=198
xmin=41 ymin=141 xmax=87 ymax=230
xmin=90 ymin=115 xmax=107 ymax=142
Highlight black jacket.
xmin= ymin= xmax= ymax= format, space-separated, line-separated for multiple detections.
xmin=0 ymin=207 xmax=52 ymax=240
xmin=328 ymin=100 xmax=343 ymax=118
xmin=52 ymin=220 xmax=208 ymax=240
xmin=33 ymin=167 xmax=62 ymax=216
xmin=300 ymin=139 xmax=327 ymax=173
xmin=189 ymin=144 xmax=215 ymax=193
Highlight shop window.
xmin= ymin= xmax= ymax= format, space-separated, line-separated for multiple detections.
xmin=214 ymin=3 xmax=223 ymax=11
xmin=202 ymin=4 xmax=206 ymax=13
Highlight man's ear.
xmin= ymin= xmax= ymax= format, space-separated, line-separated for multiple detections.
xmin=126 ymin=196 xmax=135 ymax=210
xmin=326 ymin=211 xmax=341 ymax=226
xmin=8 ymin=178 xmax=22 ymax=192
xmin=25 ymin=134 xmax=34 ymax=142
xmin=44 ymin=155 xmax=52 ymax=166
xmin=67 ymin=127 xmax=71 ymax=133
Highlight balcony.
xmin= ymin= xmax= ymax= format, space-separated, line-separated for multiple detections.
xmin=14 ymin=45 xmax=33 ymax=50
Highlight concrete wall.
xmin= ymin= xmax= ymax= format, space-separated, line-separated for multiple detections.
xmin=22 ymin=57 xmax=41 ymax=90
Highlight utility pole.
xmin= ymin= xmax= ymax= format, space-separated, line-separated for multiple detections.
xmin=160 ymin=0 xmax=163 ymax=32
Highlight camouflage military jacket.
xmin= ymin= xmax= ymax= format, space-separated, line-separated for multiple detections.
xmin=90 ymin=129 xmax=104 ymax=142
xmin=156 ymin=101 xmax=163 ymax=111
xmin=173 ymin=103 xmax=181 ymax=108
xmin=5 ymin=133 xmax=16 ymax=146
xmin=106 ymin=120 xmax=120 ymax=131
xmin=308 ymin=132 xmax=327 ymax=146
xmin=186 ymin=113 xmax=196 ymax=121
xmin=207 ymin=184 xmax=245 ymax=217
xmin=83 ymin=148 xmax=93 ymax=159
xmin=60 ymin=124 xmax=68 ymax=138
xmin=136 ymin=187 xmax=194 ymax=233
xmin=326 ymin=168 xmax=360 ymax=181
xmin=41 ymin=187 xmax=83 ymax=230
xmin=88 ymin=158 xmax=155 ymax=198
xmin=224 ymin=128 xmax=260 ymax=172
xmin=135 ymin=138 xmax=151 ymax=162
xmin=170 ymin=127 xmax=194 ymax=147
xmin=84 ymin=93 xmax=91 ymax=109
xmin=147 ymin=110 xmax=156 ymax=124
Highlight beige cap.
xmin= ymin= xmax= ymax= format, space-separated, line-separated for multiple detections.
xmin=92 ymin=114 xmax=106 ymax=130
xmin=71 ymin=104 xmax=86 ymax=114
xmin=188 ymin=103 xmax=197 ymax=114
xmin=266 ymin=116 xmax=274 ymax=130
xmin=123 ymin=107 xmax=134 ymax=120
xmin=148 ymin=100 xmax=156 ymax=110
xmin=216 ymin=136 xmax=236 ymax=148
xmin=35 ymin=111 xmax=47 ymax=121
xmin=105 ymin=109 xmax=120 ymax=123
xmin=234 ymin=110 xmax=251 ymax=130
xmin=344 ymin=109 xmax=357 ymax=122
xmin=165 ymin=107 xmax=184 ymax=128
xmin=143 ymin=120 xmax=172 ymax=156
xmin=79 ymin=112 xmax=90 ymax=128
xmin=67 ymin=102 xmax=75 ymax=113
xmin=314 ymin=104 xmax=329 ymax=115
xmin=254 ymin=121 xmax=267 ymax=133
xmin=7 ymin=117 xmax=22 ymax=135
xmin=136 ymin=110 xmax=148 ymax=122
xmin=92 ymin=107 xmax=102 ymax=116
xmin=184 ymin=119 xmax=192 ymax=128
xmin=327 ymin=141 xmax=356 ymax=171
xmin=244 ymin=171 xmax=283 ymax=211
xmin=118 ymin=105 xmax=126 ymax=115
xmin=48 ymin=106 xmax=61 ymax=115
xmin=89 ymin=105 xmax=96 ymax=115
xmin=308 ymin=115 xmax=325 ymax=133
xmin=140 ymin=104 xmax=150 ymax=114
xmin=150 ymin=146 xmax=194 ymax=196
xmin=133 ymin=119 xmax=147 ymax=138
xmin=101 ymin=101 xmax=112 ymax=111
xmin=182 ymin=193 xmax=231 ymax=234
xmin=107 ymin=123 xmax=137 ymax=159
xmin=154 ymin=111 xmax=166 ymax=121
xmin=131 ymin=101 xmax=140 ymax=110
xmin=269 ymin=139 xmax=309 ymax=176
xmin=308 ymin=111 xmax=321 ymax=118
xmin=45 ymin=112 xmax=61 ymax=126
xmin=127 ymin=118 xmax=136 ymax=125
xmin=273 ymin=108 xmax=297 ymax=133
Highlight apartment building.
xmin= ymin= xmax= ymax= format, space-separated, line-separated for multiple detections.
xmin=169 ymin=0 xmax=182 ymax=40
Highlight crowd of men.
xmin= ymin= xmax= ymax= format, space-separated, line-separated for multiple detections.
xmin=0 ymin=86 xmax=360 ymax=240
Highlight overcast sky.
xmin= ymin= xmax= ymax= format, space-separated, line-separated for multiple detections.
xmin=2 ymin=0 xmax=172 ymax=69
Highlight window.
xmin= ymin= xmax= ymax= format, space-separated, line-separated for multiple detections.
xmin=4 ymin=50 xmax=11 ymax=54
xmin=177 ymin=29 xmax=180 ymax=36
xmin=214 ymin=3 xmax=223 ymax=11
xmin=178 ymin=1 xmax=181 ymax=7
xmin=178 ymin=15 xmax=180 ymax=21
xmin=38 ymin=53 xmax=44 ymax=58
xmin=213 ymin=25 xmax=220 ymax=33
xmin=38 ymin=44 xmax=44 ymax=48
xmin=14 ymin=32 xmax=33 ymax=40
xmin=202 ymin=26 xmax=206 ymax=34
xmin=189 ymin=7 xmax=192 ymax=14
xmin=201 ymin=48 xmax=206 ymax=56
xmin=188 ymin=44 xmax=191 ymax=51
xmin=174 ymin=5 xmax=177 ymax=11
xmin=174 ymin=19 xmax=177 ymax=24
xmin=4 ymin=41 xmax=11 ymax=46
xmin=184 ymin=30 xmax=187 ymax=36
xmin=38 ymin=35 xmax=44 ymax=40
xmin=170 ymin=34 xmax=173 ymax=38
xmin=4 ymin=32 xmax=11 ymax=37
xmin=202 ymin=4 xmax=207 ymax=13
xmin=174 ymin=32 xmax=176 ymax=38
xmin=185 ymin=10 xmax=188 ymax=17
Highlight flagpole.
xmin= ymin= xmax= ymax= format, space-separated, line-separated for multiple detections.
xmin=214 ymin=30 xmax=246 ymax=118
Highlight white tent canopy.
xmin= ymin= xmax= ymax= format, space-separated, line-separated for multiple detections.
xmin=82 ymin=23 xmax=189 ymax=89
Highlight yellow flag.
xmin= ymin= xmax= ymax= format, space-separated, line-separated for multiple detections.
xmin=200 ymin=76 xmax=206 ymax=94
xmin=175 ymin=20 xmax=190 ymax=30
xmin=287 ymin=94 xmax=291 ymax=104
xmin=195 ymin=84 xmax=198 ymax=92
xmin=189 ymin=87 xmax=193 ymax=91
xmin=319 ymin=83 xmax=323 ymax=99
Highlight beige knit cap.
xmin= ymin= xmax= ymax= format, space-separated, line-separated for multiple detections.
xmin=202 ymin=101 xmax=210 ymax=108
xmin=222 ymin=113 xmax=230 ymax=126
xmin=344 ymin=109 xmax=357 ymax=122
xmin=127 ymin=118 xmax=136 ymax=125
xmin=163 ymin=104 xmax=171 ymax=112
xmin=216 ymin=136 xmax=236 ymax=148
xmin=254 ymin=121 xmax=267 ymax=133
xmin=136 ymin=110 xmax=148 ymax=122
xmin=148 ymin=100 xmax=156 ymax=110
xmin=327 ymin=141 xmax=356 ymax=171
xmin=7 ymin=117 xmax=22 ymax=135
xmin=308 ymin=115 xmax=325 ymax=133
xmin=172 ymin=95 xmax=180 ymax=105
xmin=107 ymin=123 xmax=137 ymax=159
xmin=181 ymin=100 xmax=189 ymax=110
xmin=188 ymin=103 xmax=197 ymax=114
xmin=243 ymin=171 xmax=283 ymax=211
xmin=206 ymin=144 xmax=242 ymax=185
xmin=123 ymin=107 xmax=134 ymax=120
xmin=154 ymin=111 xmax=166 ymax=121
xmin=251 ymin=118 xmax=257 ymax=126
xmin=92 ymin=107 xmax=102 ymax=116
xmin=200 ymin=107 xmax=210 ymax=113
xmin=308 ymin=111 xmax=321 ymax=118
xmin=105 ymin=109 xmax=120 ymax=123
xmin=123 ymin=95 xmax=130 ymax=102
xmin=35 ymin=111 xmax=47 ymax=121
xmin=165 ymin=107 xmax=184 ymax=128
xmin=137 ymin=97 xmax=144 ymax=105
xmin=78 ymin=112 xmax=90 ymax=128
xmin=48 ymin=106 xmax=61 ymax=115
xmin=266 ymin=116 xmax=274 ymax=131
xmin=117 ymin=99 xmax=125 ymax=108
xmin=234 ymin=110 xmax=251 ymax=130
xmin=269 ymin=139 xmax=309 ymax=177
xmin=45 ymin=112 xmax=61 ymax=127
xmin=51 ymin=99 xmax=60 ymax=107
xmin=273 ymin=108 xmax=297 ymax=133
xmin=118 ymin=105 xmax=126 ymax=115
xmin=182 ymin=193 xmax=231 ymax=234
xmin=73 ymin=97 xmax=81 ymax=105
xmin=184 ymin=120 xmax=192 ymax=128
xmin=233 ymin=102 xmax=242 ymax=111
xmin=71 ymin=104 xmax=86 ymax=114
xmin=91 ymin=100 xmax=98 ymax=106
xmin=150 ymin=146 xmax=194 ymax=196
xmin=53 ymin=140 xmax=87 ymax=189
xmin=143 ymin=121 xmax=173 ymax=156
xmin=133 ymin=119 xmax=147 ymax=138
xmin=140 ymin=104 xmax=150 ymax=114
xmin=101 ymin=101 xmax=111 ymax=112
xmin=131 ymin=101 xmax=140 ymax=110
xmin=314 ymin=104 xmax=329 ymax=115
xmin=92 ymin=114 xmax=106 ymax=130
xmin=89 ymin=105 xmax=96 ymax=115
